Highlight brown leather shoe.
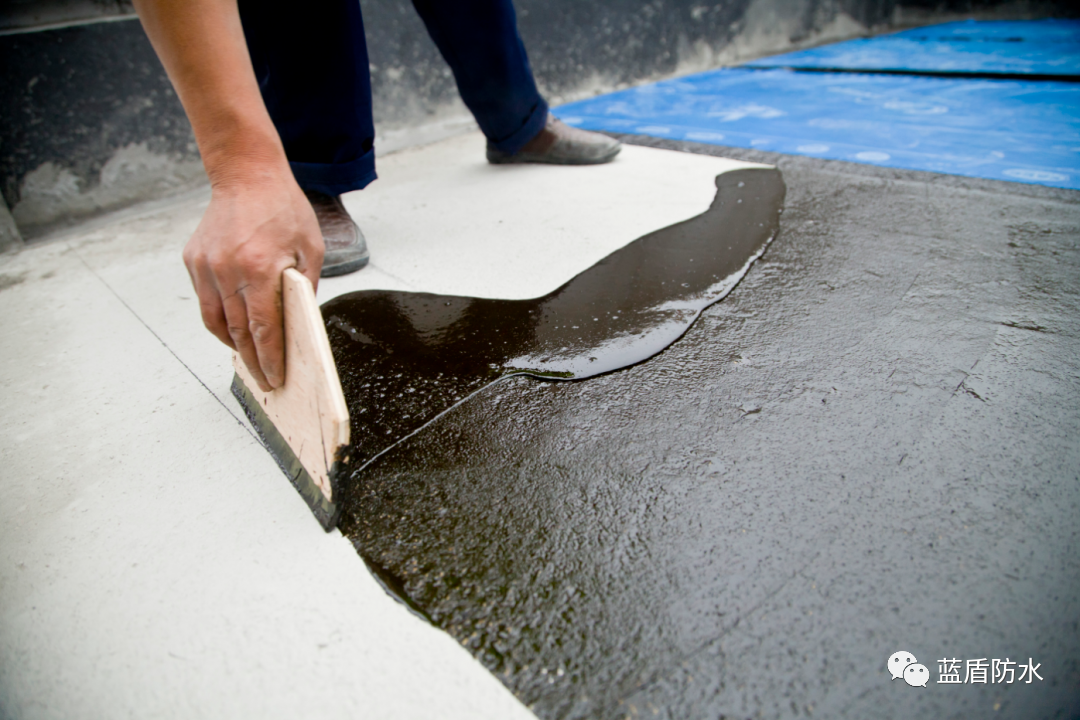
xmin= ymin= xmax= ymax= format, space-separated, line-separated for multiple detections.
xmin=486 ymin=115 xmax=621 ymax=165
xmin=305 ymin=189 xmax=370 ymax=278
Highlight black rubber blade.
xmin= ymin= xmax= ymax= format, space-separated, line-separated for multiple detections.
xmin=231 ymin=374 xmax=343 ymax=531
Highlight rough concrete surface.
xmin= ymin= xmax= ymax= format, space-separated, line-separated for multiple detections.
xmin=340 ymin=142 xmax=1080 ymax=719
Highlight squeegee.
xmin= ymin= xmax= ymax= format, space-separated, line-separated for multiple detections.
xmin=231 ymin=269 xmax=352 ymax=530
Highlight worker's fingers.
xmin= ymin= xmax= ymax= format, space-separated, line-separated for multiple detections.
xmin=198 ymin=292 xmax=235 ymax=350
xmin=242 ymin=277 xmax=286 ymax=391
xmin=220 ymin=285 xmax=274 ymax=392
xmin=184 ymin=257 xmax=236 ymax=350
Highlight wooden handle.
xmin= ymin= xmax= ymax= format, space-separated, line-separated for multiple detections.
xmin=233 ymin=269 xmax=350 ymax=504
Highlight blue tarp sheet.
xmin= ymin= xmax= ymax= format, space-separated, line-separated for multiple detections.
xmin=743 ymin=20 xmax=1080 ymax=77
xmin=556 ymin=68 xmax=1080 ymax=190
xmin=891 ymin=19 xmax=1080 ymax=44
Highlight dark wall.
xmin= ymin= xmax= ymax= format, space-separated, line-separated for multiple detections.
xmin=1 ymin=0 xmax=1074 ymax=237
xmin=0 ymin=19 xmax=198 ymax=218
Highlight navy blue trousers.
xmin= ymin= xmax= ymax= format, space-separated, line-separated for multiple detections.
xmin=239 ymin=0 xmax=548 ymax=196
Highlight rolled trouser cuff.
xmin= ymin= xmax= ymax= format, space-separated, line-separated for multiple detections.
xmin=487 ymin=99 xmax=549 ymax=155
xmin=291 ymin=149 xmax=378 ymax=196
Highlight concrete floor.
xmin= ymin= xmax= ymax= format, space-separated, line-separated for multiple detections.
xmin=0 ymin=135 xmax=757 ymax=719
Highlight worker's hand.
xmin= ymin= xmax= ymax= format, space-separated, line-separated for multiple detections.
xmin=183 ymin=171 xmax=323 ymax=392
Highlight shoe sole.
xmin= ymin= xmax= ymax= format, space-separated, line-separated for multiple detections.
xmin=320 ymin=253 xmax=370 ymax=278
xmin=487 ymin=145 xmax=622 ymax=166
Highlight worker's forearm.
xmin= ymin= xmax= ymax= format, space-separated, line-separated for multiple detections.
xmin=133 ymin=0 xmax=288 ymax=187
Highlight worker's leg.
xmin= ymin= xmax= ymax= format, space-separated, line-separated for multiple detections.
xmin=411 ymin=0 xmax=548 ymax=155
xmin=238 ymin=0 xmax=377 ymax=196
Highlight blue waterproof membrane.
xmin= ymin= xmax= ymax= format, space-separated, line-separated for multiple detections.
xmin=557 ymin=68 xmax=1080 ymax=189
xmin=891 ymin=19 xmax=1080 ymax=43
xmin=744 ymin=19 xmax=1080 ymax=77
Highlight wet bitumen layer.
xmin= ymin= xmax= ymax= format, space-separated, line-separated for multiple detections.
xmin=336 ymin=141 xmax=1080 ymax=719
xmin=323 ymin=166 xmax=783 ymax=470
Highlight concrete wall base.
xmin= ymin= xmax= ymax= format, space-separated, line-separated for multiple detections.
xmin=0 ymin=194 xmax=23 ymax=254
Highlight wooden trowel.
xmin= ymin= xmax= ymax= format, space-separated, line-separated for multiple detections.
xmin=230 ymin=268 xmax=352 ymax=530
